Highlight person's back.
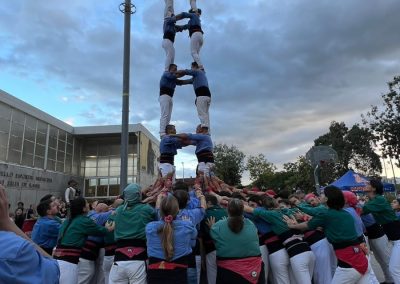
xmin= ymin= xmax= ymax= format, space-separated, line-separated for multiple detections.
xmin=0 ymin=230 xmax=60 ymax=284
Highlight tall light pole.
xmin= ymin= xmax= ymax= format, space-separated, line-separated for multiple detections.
xmin=182 ymin=162 xmax=185 ymax=182
xmin=119 ymin=0 xmax=136 ymax=193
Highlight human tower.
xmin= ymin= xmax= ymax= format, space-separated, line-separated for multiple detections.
xmin=157 ymin=0 xmax=215 ymax=185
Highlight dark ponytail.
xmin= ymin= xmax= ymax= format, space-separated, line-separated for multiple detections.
xmin=227 ymin=198 xmax=244 ymax=234
xmin=59 ymin=197 xmax=87 ymax=242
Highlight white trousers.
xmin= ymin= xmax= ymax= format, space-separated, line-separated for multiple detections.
xmin=109 ymin=260 xmax=147 ymax=284
xmin=195 ymin=96 xmax=210 ymax=129
xmin=103 ymin=255 xmax=114 ymax=284
xmin=331 ymin=266 xmax=370 ymax=284
xmin=310 ymin=238 xmax=336 ymax=284
xmin=190 ymin=0 xmax=197 ymax=11
xmin=164 ymin=0 xmax=173 ymax=18
xmin=190 ymin=32 xmax=203 ymax=67
xmin=196 ymin=255 xmax=201 ymax=284
xmin=159 ymin=163 xmax=175 ymax=178
xmin=289 ymin=251 xmax=315 ymax=284
xmin=369 ymin=235 xmax=393 ymax=283
xmin=58 ymin=260 xmax=78 ymax=284
xmin=93 ymin=248 xmax=105 ymax=284
xmin=159 ymin=94 xmax=173 ymax=137
xmin=268 ymin=248 xmax=290 ymax=284
xmin=164 ymin=0 xmax=197 ymax=17
xmin=389 ymin=240 xmax=400 ymax=284
xmin=197 ymin=162 xmax=214 ymax=177
xmin=206 ymin=251 xmax=217 ymax=284
xmin=259 ymin=245 xmax=269 ymax=283
xmin=77 ymin=258 xmax=95 ymax=284
xmin=162 ymin=39 xmax=175 ymax=71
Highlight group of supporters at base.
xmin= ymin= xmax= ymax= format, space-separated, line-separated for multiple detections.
xmin=1 ymin=178 xmax=400 ymax=284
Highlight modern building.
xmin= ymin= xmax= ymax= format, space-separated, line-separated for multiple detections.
xmin=0 ymin=90 xmax=159 ymax=210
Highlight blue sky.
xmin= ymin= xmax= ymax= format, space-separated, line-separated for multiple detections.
xmin=1 ymin=0 xmax=399 ymax=183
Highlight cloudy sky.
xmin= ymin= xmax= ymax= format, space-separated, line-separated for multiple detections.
xmin=1 ymin=0 xmax=399 ymax=183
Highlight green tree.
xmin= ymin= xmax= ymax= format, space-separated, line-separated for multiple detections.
xmin=283 ymin=156 xmax=315 ymax=191
xmin=246 ymin=154 xmax=276 ymax=182
xmin=213 ymin=143 xmax=246 ymax=186
xmin=314 ymin=121 xmax=382 ymax=182
xmin=363 ymin=76 xmax=400 ymax=167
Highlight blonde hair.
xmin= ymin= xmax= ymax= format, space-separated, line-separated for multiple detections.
xmin=157 ymin=195 xmax=179 ymax=261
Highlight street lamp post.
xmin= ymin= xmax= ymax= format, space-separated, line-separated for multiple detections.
xmin=182 ymin=162 xmax=185 ymax=182
xmin=119 ymin=1 xmax=136 ymax=194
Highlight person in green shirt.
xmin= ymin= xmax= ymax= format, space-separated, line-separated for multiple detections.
xmin=109 ymin=183 xmax=156 ymax=284
xmin=244 ymin=196 xmax=315 ymax=284
xmin=285 ymin=186 xmax=370 ymax=284
xmin=209 ymin=198 xmax=264 ymax=284
xmin=54 ymin=197 xmax=111 ymax=284
xmin=200 ymin=194 xmax=227 ymax=284
xmin=361 ymin=179 xmax=400 ymax=283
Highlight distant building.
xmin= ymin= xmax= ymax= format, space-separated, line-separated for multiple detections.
xmin=0 ymin=90 xmax=159 ymax=209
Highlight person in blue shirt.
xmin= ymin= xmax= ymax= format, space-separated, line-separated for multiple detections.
xmin=146 ymin=195 xmax=197 ymax=284
xmin=31 ymin=198 xmax=62 ymax=255
xmin=178 ymin=62 xmax=211 ymax=130
xmin=159 ymin=65 xmax=192 ymax=138
xmin=162 ymin=14 xmax=186 ymax=71
xmin=0 ymin=184 xmax=60 ymax=284
xmin=176 ymin=125 xmax=214 ymax=176
xmin=177 ymin=9 xmax=204 ymax=69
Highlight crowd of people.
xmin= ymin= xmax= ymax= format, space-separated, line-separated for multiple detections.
xmin=1 ymin=174 xmax=400 ymax=284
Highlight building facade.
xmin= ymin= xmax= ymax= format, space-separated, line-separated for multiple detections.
xmin=0 ymin=90 xmax=159 ymax=210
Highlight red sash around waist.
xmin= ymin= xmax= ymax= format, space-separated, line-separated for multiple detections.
xmin=335 ymin=245 xmax=368 ymax=275
xmin=217 ymin=256 xmax=262 ymax=284
xmin=115 ymin=247 xmax=146 ymax=259
xmin=148 ymin=261 xmax=188 ymax=270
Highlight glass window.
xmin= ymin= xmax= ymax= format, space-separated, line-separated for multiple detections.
xmin=97 ymin=167 xmax=109 ymax=177
xmin=57 ymin=150 xmax=65 ymax=163
xmin=56 ymin=161 xmax=64 ymax=172
xmin=24 ymin=127 xmax=36 ymax=142
xmin=0 ymin=117 xmax=10 ymax=134
xmin=37 ymin=121 xmax=47 ymax=134
xmin=58 ymin=140 xmax=66 ymax=153
xmin=85 ymin=179 xmax=97 ymax=197
xmin=35 ymin=144 xmax=45 ymax=157
xmin=9 ymin=135 xmax=22 ymax=151
xmin=10 ymin=123 xmax=24 ymax=139
xmin=66 ymin=133 xmax=73 ymax=144
xmin=8 ymin=149 xmax=21 ymax=164
xmin=85 ymin=167 xmax=96 ymax=176
xmin=66 ymin=143 xmax=73 ymax=156
xmin=109 ymin=156 xmax=121 ymax=167
xmin=0 ymin=145 xmax=6 ymax=161
xmin=58 ymin=130 xmax=66 ymax=141
xmin=0 ymin=102 xmax=12 ymax=120
xmin=36 ymin=131 xmax=46 ymax=145
xmin=109 ymin=167 xmax=120 ymax=176
xmin=0 ymin=132 xmax=8 ymax=147
xmin=25 ymin=116 xmax=37 ymax=130
xmin=127 ymin=176 xmax=136 ymax=184
xmin=109 ymin=144 xmax=120 ymax=155
xmin=11 ymin=109 xmax=25 ymax=124
xmin=97 ymin=178 xmax=108 ymax=197
xmin=48 ymin=147 xmax=56 ymax=160
xmin=109 ymin=178 xmax=119 ymax=196
xmin=97 ymin=157 xmax=109 ymax=168
xmin=65 ymin=154 xmax=72 ymax=173
xmin=23 ymin=140 xmax=34 ymax=155
xmin=47 ymin=159 xmax=56 ymax=171
xmin=34 ymin=156 xmax=44 ymax=169
xmin=85 ymin=157 xmax=97 ymax=168
xmin=21 ymin=153 xmax=34 ymax=167
xmin=48 ymin=135 xmax=57 ymax=149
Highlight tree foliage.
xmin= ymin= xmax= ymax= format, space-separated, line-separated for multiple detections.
xmin=213 ymin=143 xmax=246 ymax=186
xmin=363 ymin=76 xmax=400 ymax=167
xmin=246 ymin=154 xmax=276 ymax=182
xmin=314 ymin=121 xmax=382 ymax=181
